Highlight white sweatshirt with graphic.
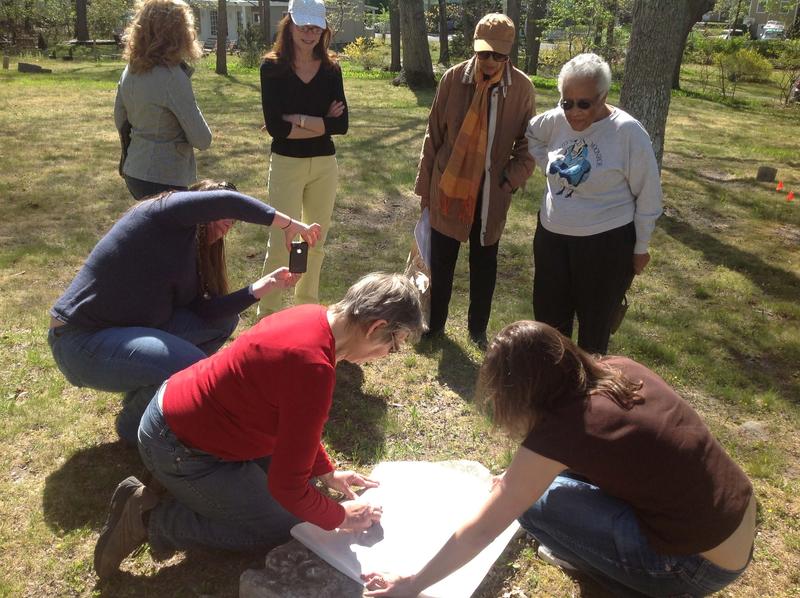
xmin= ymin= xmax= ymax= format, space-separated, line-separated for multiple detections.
xmin=526 ymin=106 xmax=663 ymax=254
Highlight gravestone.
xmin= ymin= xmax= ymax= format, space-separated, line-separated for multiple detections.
xmin=756 ymin=166 xmax=777 ymax=182
xmin=18 ymin=62 xmax=51 ymax=74
xmin=240 ymin=461 xmax=520 ymax=597
xmin=239 ymin=540 xmax=363 ymax=598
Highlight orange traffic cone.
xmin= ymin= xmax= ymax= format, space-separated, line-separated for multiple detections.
xmin=787 ymin=191 xmax=795 ymax=202
xmin=776 ymin=181 xmax=784 ymax=191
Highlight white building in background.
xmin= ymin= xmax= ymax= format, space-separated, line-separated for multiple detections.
xmin=189 ymin=0 xmax=367 ymax=47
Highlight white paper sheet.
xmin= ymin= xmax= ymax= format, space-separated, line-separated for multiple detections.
xmin=291 ymin=460 xmax=519 ymax=598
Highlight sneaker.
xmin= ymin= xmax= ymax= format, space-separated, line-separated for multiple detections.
xmin=537 ymin=543 xmax=578 ymax=572
xmin=94 ymin=476 xmax=159 ymax=580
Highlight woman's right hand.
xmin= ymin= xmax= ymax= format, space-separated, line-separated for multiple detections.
xmin=283 ymin=220 xmax=321 ymax=252
xmin=340 ymin=500 xmax=382 ymax=532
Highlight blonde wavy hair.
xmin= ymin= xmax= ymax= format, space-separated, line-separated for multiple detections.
xmin=123 ymin=0 xmax=202 ymax=73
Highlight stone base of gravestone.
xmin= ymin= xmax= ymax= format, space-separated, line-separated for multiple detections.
xmin=18 ymin=62 xmax=52 ymax=74
xmin=239 ymin=539 xmax=363 ymax=598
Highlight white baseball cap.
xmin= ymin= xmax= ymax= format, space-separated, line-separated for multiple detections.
xmin=289 ymin=0 xmax=326 ymax=29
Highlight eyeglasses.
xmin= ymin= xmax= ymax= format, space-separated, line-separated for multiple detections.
xmin=476 ymin=51 xmax=509 ymax=62
xmin=295 ymin=24 xmax=323 ymax=34
xmin=559 ymin=95 xmax=599 ymax=111
xmin=388 ymin=331 xmax=401 ymax=354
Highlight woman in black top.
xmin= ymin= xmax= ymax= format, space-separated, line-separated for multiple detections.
xmin=258 ymin=0 xmax=348 ymax=316
xmin=48 ymin=180 xmax=321 ymax=444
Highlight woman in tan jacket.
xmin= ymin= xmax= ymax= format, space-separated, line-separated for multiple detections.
xmin=415 ymin=13 xmax=535 ymax=348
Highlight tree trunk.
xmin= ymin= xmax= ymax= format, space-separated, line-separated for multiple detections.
xmin=605 ymin=0 xmax=619 ymax=54
xmin=438 ymin=0 xmax=449 ymax=66
xmin=524 ymin=0 xmax=547 ymax=75
xmin=260 ymin=0 xmax=271 ymax=46
xmin=462 ymin=0 xmax=478 ymax=44
xmin=216 ymin=0 xmax=228 ymax=75
xmin=671 ymin=0 xmax=714 ymax=90
xmin=389 ymin=0 xmax=401 ymax=71
xmin=594 ymin=19 xmax=604 ymax=49
xmin=75 ymin=0 xmax=89 ymax=41
xmin=506 ymin=0 xmax=521 ymax=66
xmin=399 ymin=0 xmax=435 ymax=89
xmin=620 ymin=0 xmax=689 ymax=168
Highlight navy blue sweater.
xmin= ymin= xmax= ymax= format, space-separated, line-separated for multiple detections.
xmin=51 ymin=190 xmax=276 ymax=329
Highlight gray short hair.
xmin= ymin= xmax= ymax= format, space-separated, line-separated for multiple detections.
xmin=557 ymin=53 xmax=612 ymax=97
xmin=330 ymin=272 xmax=425 ymax=342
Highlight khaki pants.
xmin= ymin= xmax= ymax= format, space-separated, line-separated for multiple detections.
xmin=259 ymin=153 xmax=338 ymax=315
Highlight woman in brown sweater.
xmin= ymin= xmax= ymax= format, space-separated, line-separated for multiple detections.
xmin=363 ymin=321 xmax=755 ymax=597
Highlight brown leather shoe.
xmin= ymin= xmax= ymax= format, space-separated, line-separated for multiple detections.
xmin=94 ymin=476 xmax=159 ymax=580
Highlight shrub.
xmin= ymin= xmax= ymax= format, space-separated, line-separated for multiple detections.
xmin=237 ymin=24 xmax=266 ymax=69
xmin=342 ymin=36 xmax=384 ymax=71
xmin=720 ymin=48 xmax=774 ymax=82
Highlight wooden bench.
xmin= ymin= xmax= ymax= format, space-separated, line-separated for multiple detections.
xmin=202 ymin=36 xmax=216 ymax=55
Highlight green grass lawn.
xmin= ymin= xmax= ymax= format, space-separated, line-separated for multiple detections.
xmin=0 ymin=54 xmax=799 ymax=597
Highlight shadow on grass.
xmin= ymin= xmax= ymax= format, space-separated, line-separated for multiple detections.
xmin=93 ymin=548 xmax=263 ymax=597
xmin=324 ymin=361 xmax=388 ymax=463
xmin=42 ymin=442 xmax=147 ymax=532
xmin=660 ymin=213 xmax=800 ymax=303
xmin=419 ymin=335 xmax=480 ymax=402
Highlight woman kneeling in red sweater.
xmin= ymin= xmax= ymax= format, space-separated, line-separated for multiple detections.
xmin=94 ymin=272 xmax=424 ymax=579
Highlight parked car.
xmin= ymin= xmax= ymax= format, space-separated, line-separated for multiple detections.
xmin=759 ymin=25 xmax=785 ymax=40
xmin=717 ymin=27 xmax=749 ymax=39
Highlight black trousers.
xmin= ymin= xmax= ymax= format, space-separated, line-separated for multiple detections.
xmin=124 ymin=175 xmax=187 ymax=201
xmin=533 ymin=217 xmax=635 ymax=355
xmin=429 ymin=202 xmax=499 ymax=336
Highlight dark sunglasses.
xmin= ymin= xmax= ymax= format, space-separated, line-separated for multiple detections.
xmin=559 ymin=96 xmax=598 ymax=111
xmin=476 ymin=51 xmax=509 ymax=62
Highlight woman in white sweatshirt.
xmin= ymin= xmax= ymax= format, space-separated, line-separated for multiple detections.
xmin=526 ymin=53 xmax=663 ymax=354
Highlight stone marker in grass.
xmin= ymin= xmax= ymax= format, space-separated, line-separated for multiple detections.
xmin=18 ymin=62 xmax=52 ymax=74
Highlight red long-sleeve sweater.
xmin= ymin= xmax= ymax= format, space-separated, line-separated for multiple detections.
xmin=162 ymin=304 xmax=345 ymax=530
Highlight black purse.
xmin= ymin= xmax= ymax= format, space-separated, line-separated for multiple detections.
xmin=610 ymin=293 xmax=629 ymax=335
xmin=118 ymin=120 xmax=132 ymax=177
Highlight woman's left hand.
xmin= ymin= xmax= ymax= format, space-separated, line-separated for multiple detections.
xmin=320 ymin=469 xmax=379 ymax=499
xmin=250 ymin=267 xmax=300 ymax=299
xmin=362 ymin=572 xmax=419 ymax=596
xmin=283 ymin=220 xmax=322 ymax=252
xmin=632 ymin=252 xmax=651 ymax=275
xmin=326 ymin=100 xmax=345 ymax=118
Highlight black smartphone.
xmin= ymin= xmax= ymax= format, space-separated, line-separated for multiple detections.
xmin=289 ymin=240 xmax=308 ymax=273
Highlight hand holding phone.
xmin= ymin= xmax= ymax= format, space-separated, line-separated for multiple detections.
xmin=289 ymin=240 xmax=309 ymax=273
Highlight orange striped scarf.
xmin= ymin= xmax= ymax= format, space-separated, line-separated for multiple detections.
xmin=438 ymin=62 xmax=504 ymax=224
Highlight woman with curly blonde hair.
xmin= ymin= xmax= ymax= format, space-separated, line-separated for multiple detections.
xmin=114 ymin=0 xmax=211 ymax=200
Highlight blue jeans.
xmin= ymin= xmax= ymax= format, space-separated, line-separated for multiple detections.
xmin=48 ymin=308 xmax=237 ymax=444
xmin=518 ymin=475 xmax=750 ymax=598
xmin=137 ymin=385 xmax=301 ymax=553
